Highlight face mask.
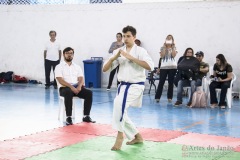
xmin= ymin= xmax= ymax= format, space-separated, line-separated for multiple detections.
xmin=165 ymin=40 xmax=172 ymax=44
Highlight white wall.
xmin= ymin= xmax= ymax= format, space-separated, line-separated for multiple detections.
xmin=0 ymin=1 xmax=240 ymax=90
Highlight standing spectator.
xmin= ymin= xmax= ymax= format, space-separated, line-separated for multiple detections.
xmin=55 ymin=47 xmax=96 ymax=125
xmin=44 ymin=30 xmax=61 ymax=89
xmin=103 ymin=26 xmax=154 ymax=150
xmin=106 ymin=33 xmax=124 ymax=91
xmin=155 ymin=35 xmax=177 ymax=103
xmin=209 ymin=54 xmax=233 ymax=109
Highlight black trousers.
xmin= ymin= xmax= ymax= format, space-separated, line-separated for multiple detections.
xmin=155 ymin=69 xmax=177 ymax=100
xmin=209 ymin=81 xmax=231 ymax=106
xmin=107 ymin=66 xmax=119 ymax=88
xmin=44 ymin=59 xmax=59 ymax=86
xmin=60 ymin=86 xmax=93 ymax=117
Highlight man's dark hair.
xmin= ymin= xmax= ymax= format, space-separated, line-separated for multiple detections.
xmin=49 ymin=30 xmax=57 ymax=36
xmin=116 ymin=32 xmax=122 ymax=37
xmin=63 ymin=47 xmax=74 ymax=54
xmin=122 ymin=26 xmax=136 ymax=36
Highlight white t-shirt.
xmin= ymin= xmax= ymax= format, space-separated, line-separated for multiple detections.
xmin=55 ymin=61 xmax=84 ymax=87
xmin=45 ymin=40 xmax=61 ymax=61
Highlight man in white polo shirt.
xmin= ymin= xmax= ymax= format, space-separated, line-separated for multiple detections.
xmin=44 ymin=30 xmax=61 ymax=89
xmin=55 ymin=47 xmax=95 ymax=125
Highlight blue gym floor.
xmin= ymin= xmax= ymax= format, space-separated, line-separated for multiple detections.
xmin=0 ymin=83 xmax=240 ymax=141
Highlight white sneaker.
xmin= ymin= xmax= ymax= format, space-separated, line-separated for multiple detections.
xmin=220 ymin=106 xmax=226 ymax=109
xmin=210 ymin=103 xmax=218 ymax=108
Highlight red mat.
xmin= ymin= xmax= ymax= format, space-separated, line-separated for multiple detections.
xmin=168 ymin=132 xmax=240 ymax=149
xmin=0 ymin=140 xmax=59 ymax=160
xmin=234 ymin=145 xmax=240 ymax=152
xmin=0 ymin=123 xmax=108 ymax=160
xmin=57 ymin=123 xmax=115 ymax=136
xmin=106 ymin=127 xmax=187 ymax=142
xmin=17 ymin=130 xmax=96 ymax=147
xmin=138 ymin=128 xmax=187 ymax=142
xmin=1 ymin=123 xmax=240 ymax=160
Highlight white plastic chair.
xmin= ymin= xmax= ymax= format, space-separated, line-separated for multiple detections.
xmin=56 ymin=80 xmax=83 ymax=122
xmin=197 ymin=77 xmax=208 ymax=92
xmin=209 ymin=66 xmax=213 ymax=75
xmin=183 ymin=77 xmax=207 ymax=100
xmin=207 ymin=72 xmax=236 ymax=108
xmin=202 ymin=65 xmax=212 ymax=104
xmin=215 ymin=73 xmax=236 ymax=108
xmin=58 ymin=95 xmax=79 ymax=122
xmin=184 ymin=65 xmax=210 ymax=102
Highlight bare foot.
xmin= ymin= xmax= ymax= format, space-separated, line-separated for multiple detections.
xmin=126 ymin=138 xmax=143 ymax=145
xmin=126 ymin=133 xmax=143 ymax=145
xmin=111 ymin=132 xmax=124 ymax=151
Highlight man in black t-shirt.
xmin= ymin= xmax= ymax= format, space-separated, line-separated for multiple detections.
xmin=196 ymin=51 xmax=209 ymax=85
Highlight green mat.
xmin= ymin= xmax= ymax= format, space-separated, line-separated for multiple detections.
xmin=26 ymin=136 xmax=240 ymax=160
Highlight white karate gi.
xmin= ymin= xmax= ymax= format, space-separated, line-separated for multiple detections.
xmin=104 ymin=44 xmax=154 ymax=140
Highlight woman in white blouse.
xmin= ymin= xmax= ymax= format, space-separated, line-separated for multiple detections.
xmin=155 ymin=35 xmax=178 ymax=103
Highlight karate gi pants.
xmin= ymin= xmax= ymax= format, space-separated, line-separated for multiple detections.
xmin=112 ymin=84 xmax=144 ymax=140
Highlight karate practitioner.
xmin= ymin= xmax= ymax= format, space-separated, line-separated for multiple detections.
xmin=102 ymin=26 xmax=154 ymax=150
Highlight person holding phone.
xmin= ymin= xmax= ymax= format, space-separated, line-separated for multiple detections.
xmin=155 ymin=35 xmax=178 ymax=103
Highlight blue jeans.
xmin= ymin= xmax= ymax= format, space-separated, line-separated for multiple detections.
xmin=177 ymin=79 xmax=202 ymax=103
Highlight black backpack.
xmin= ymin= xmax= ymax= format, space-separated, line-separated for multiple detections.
xmin=177 ymin=56 xmax=200 ymax=80
xmin=3 ymin=71 xmax=14 ymax=82
xmin=0 ymin=72 xmax=5 ymax=79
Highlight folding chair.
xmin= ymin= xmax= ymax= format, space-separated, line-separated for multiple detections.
xmin=146 ymin=67 xmax=159 ymax=94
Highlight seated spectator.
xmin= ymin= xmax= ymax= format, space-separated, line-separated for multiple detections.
xmin=209 ymin=54 xmax=233 ymax=109
xmin=175 ymin=48 xmax=209 ymax=107
xmin=55 ymin=47 xmax=96 ymax=125
xmin=189 ymin=51 xmax=209 ymax=106
xmin=174 ymin=48 xmax=203 ymax=107
xmin=195 ymin=51 xmax=209 ymax=85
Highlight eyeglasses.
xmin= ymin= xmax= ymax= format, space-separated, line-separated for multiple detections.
xmin=65 ymin=52 xmax=74 ymax=55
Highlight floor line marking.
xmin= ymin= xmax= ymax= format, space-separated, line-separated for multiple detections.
xmin=177 ymin=111 xmax=229 ymax=131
